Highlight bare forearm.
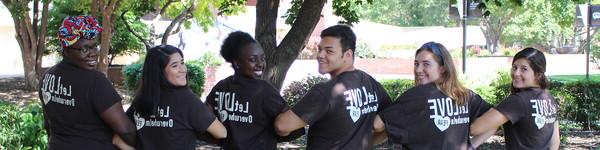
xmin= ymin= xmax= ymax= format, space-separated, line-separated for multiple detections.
xmin=550 ymin=122 xmax=560 ymax=150
xmin=470 ymin=128 xmax=496 ymax=148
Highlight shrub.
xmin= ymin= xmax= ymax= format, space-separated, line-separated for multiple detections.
xmin=122 ymin=60 xmax=206 ymax=96
xmin=379 ymin=79 xmax=414 ymax=101
xmin=355 ymin=42 xmax=376 ymax=58
xmin=0 ymin=101 xmax=47 ymax=150
xmin=555 ymin=81 xmax=600 ymax=130
xmin=282 ymin=75 xmax=329 ymax=107
xmin=197 ymin=51 xmax=224 ymax=67
xmin=487 ymin=70 xmax=512 ymax=105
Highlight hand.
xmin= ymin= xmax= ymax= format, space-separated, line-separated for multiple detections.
xmin=113 ymin=134 xmax=135 ymax=150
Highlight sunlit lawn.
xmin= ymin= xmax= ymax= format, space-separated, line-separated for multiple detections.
xmin=548 ymin=74 xmax=600 ymax=82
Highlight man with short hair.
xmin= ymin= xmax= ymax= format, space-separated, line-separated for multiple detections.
xmin=274 ymin=25 xmax=392 ymax=149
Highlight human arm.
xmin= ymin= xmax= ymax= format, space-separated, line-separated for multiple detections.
xmin=205 ymin=118 xmax=227 ymax=139
xmin=100 ymin=102 xmax=137 ymax=147
xmin=112 ymin=134 xmax=135 ymax=150
xmin=470 ymin=108 xmax=508 ymax=136
xmin=549 ymin=121 xmax=560 ymax=150
xmin=469 ymin=127 xmax=496 ymax=148
xmin=274 ymin=110 xmax=307 ymax=136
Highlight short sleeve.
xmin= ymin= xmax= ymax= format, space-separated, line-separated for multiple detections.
xmin=261 ymin=84 xmax=289 ymax=119
xmin=125 ymin=105 xmax=135 ymax=122
xmin=189 ymin=97 xmax=217 ymax=132
xmin=204 ymin=85 xmax=219 ymax=113
xmin=290 ymin=85 xmax=329 ymax=125
xmin=374 ymin=81 xmax=392 ymax=112
xmin=91 ymin=73 xmax=121 ymax=114
xmin=495 ymin=95 xmax=525 ymax=124
xmin=468 ymin=92 xmax=492 ymax=123
xmin=379 ymin=103 xmax=407 ymax=144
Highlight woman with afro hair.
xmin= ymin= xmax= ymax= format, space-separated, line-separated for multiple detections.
xmin=203 ymin=31 xmax=303 ymax=149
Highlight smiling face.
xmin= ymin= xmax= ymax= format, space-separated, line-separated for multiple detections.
xmin=164 ymin=53 xmax=187 ymax=86
xmin=317 ymin=36 xmax=351 ymax=77
xmin=414 ymin=50 xmax=445 ymax=85
xmin=234 ymin=43 xmax=265 ymax=79
xmin=62 ymin=39 xmax=99 ymax=70
xmin=511 ymin=58 xmax=540 ymax=89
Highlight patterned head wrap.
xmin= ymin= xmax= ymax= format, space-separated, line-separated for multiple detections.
xmin=57 ymin=15 xmax=103 ymax=49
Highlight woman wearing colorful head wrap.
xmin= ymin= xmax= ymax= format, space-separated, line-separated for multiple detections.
xmin=39 ymin=15 xmax=136 ymax=150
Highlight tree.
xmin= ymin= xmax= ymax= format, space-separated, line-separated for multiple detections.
xmin=1 ymin=0 xmax=50 ymax=90
xmin=359 ymin=0 xmax=450 ymax=27
xmin=479 ymin=0 xmax=522 ymax=54
xmin=501 ymin=0 xmax=576 ymax=50
xmin=121 ymin=0 xmax=244 ymax=50
xmin=257 ymin=0 xmax=372 ymax=90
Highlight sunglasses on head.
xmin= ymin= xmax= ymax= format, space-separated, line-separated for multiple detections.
xmin=422 ymin=42 xmax=445 ymax=65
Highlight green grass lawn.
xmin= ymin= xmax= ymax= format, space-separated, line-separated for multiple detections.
xmin=548 ymin=74 xmax=600 ymax=82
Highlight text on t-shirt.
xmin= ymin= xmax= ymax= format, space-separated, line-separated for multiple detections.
xmin=530 ymin=99 xmax=557 ymax=129
xmin=40 ymin=74 xmax=75 ymax=107
xmin=428 ymin=97 xmax=469 ymax=131
xmin=344 ymin=86 xmax=379 ymax=123
xmin=213 ymin=91 xmax=253 ymax=124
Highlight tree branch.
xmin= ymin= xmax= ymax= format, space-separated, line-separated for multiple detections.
xmin=159 ymin=0 xmax=176 ymax=15
xmin=161 ymin=1 xmax=197 ymax=44
xmin=33 ymin=0 xmax=39 ymax=36
xmin=35 ymin=0 xmax=50 ymax=77
xmin=121 ymin=10 xmax=152 ymax=49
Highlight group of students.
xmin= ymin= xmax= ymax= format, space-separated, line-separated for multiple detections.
xmin=39 ymin=15 xmax=559 ymax=150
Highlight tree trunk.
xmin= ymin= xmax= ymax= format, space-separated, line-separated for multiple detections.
xmin=257 ymin=0 xmax=326 ymax=90
xmin=1 ymin=0 xmax=50 ymax=90
xmin=96 ymin=0 xmax=120 ymax=75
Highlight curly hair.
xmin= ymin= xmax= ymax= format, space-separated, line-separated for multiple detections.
xmin=220 ymin=31 xmax=257 ymax=64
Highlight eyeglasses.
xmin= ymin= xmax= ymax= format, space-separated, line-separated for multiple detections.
xmin=422 ymin=42 xmax=445 ymax=65
xmin=66 ymin=45 xmax=100 ymax=54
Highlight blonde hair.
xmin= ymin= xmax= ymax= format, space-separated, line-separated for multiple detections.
xmin=416 ymin=42 xmax=470 ymax=106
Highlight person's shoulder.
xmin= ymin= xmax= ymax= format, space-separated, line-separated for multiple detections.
xmin=212 ymin=76 xmax=233 ymax=88
xmin=175 ymin=87 xmax=203 ymax=103
xmin=395 ymin=83 xmax=436 ymax=101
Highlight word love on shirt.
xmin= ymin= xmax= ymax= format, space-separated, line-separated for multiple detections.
xmin=428 ymin=97 xmax=469 ymax=131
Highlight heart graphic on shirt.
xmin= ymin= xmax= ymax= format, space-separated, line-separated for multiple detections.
xmin=134 ymin=113 xmax=145 ymax=130
xmin=219 ymin=110 xmax=228 ymax=122
xmin=346 ymin=106 xmax=361 ymax=123
xmin=432 ymin=115 xmax=451 ymax=131
xmin=533 ymin=114 xmax=546 ymax=129
xmin=42 ymin=91 xmax=51 ymax=105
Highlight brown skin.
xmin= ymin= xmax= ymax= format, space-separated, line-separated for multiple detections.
xmin=61 ymin=39 xmax=100 ymax=70
xmin=233 ymin=43 xmax=265 ymax=79
xmin=60 ymin=39 xmax=137 ymax=147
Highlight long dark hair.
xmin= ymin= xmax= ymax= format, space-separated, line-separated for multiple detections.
xmin=416 ymin=42 xmax=469 ymax=106
xmin=510 ymin=47 xmax=548 ymax=94
xmin=134 ymin=45 xmax=184 ymax=117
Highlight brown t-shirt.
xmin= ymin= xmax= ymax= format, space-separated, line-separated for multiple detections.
xmin=379 ymin=83 xmax=491 ymax=150
xmin=205 ymin=75 xmax=290 ymax=149
xmin=127 ymin=87 xmax=216 ymax=150
xmin=291 ymin=70 xmax=392 ymax=149
xmin=495 ymin=88 xmax=558 ymax=150
xmin=39 ymin=60 xmax=122 ymax=150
